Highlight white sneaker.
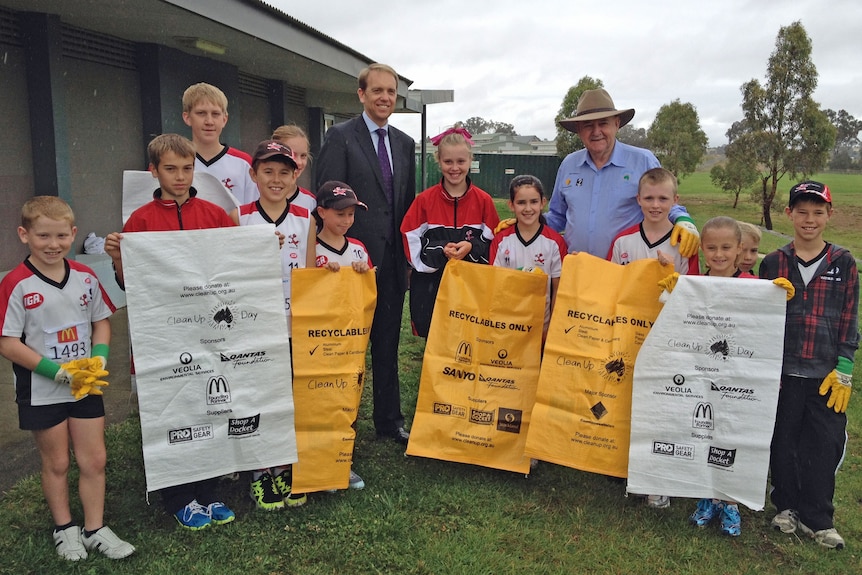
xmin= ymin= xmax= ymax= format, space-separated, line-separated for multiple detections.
xmin=647 ymin=495 xmax=671 ymax=509
xmin=771 ymin=509 xmax=799 ymax=533
xmin=82 ymin=525 xmax=136 ymax=559
xmin=53 ymin=525 xmax=87 ymax=561
xmin=349 ymin=469 xmax=365 ymax=490
xmin=797 ymin=521 xmax=845 ymax=549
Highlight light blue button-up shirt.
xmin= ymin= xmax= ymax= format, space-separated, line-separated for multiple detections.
xmin=546 ymin=140 xmax=687 ymax=257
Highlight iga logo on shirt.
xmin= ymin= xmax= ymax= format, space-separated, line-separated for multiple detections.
xmin=23 ymin=292 xmax=44 ymax=309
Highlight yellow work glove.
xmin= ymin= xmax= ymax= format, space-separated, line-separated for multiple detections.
xmin=818 ymin=357 xmax=853 ymax=413
xmin=772 ymin=278 xmax=795 ymax=301
xmin=658 ymin=272 xmax=680 ymax=294
xmin=59 ymin=357 xmax=109 ymax=399
xmin=91 ymin=343 xmax=109 ymax=371
xmin=670 ymin=216 xmax=699 ymax=258
xmin=518 ymin=265 xmax=546 ymax=275
xmin=494 ymin=218 xmax=516 ymax=234
xmin=35 ymin=356 xmax=90 ymax=386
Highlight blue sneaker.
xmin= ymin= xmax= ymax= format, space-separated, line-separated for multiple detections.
xmin=689 ymin=498 xmax=719 ymax=527
xmin=207 ymin=502 xmax=236 ymax=525
xmin=175 ymin=500 xmax=211 ymax=530
xmin=720 ymin=503 xmax=741 ymax=537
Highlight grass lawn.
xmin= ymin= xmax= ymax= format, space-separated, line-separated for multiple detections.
xmin=1 ymin=172 xmax=861 ymax=574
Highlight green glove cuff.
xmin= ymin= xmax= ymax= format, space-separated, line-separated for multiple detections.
xmin=836 ymin=356 xmax=854 ymax=376
xmin=35 ymin=357 xmax=60 ymax=379
xmin=673 ymin=215 xmax=695 ymax=226
xmin=92 ymin=344 xmax=110 ymax=361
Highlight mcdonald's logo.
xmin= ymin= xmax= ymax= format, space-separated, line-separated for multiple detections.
xmin=692 ymin=402 xmax=714 ymax=430
xmin=57 ymin=326 xmax=79 ymax=343
xmin=208 ymin=376 xmax=229 ymax=394
xmin=455 ymin=340 xmax=472 ymax=364
xmin=206 ymin=376 xmax=232 ymax=405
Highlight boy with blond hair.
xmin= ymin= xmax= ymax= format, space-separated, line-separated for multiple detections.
xmin=737 ymin=221 xmax=762 ymax=274
xmin=759 ymin=181 xmax=859 ymax=549
xmin=182 ymin=82 xmax=257 ymax=205
xmin=0 ymin=197 xmax=135 ymax=560
xmin=608 ymin=167 xmax=699 ymax=275
xmin=105 ymin=133 xmax=237 ymax=530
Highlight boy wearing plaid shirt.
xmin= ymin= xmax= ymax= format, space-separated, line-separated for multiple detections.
xmin=759 ymin=181 xmax=859 ymax=550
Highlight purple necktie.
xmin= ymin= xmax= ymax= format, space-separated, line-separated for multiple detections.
xmin=376 ymin=128 xmax=394 ymax=203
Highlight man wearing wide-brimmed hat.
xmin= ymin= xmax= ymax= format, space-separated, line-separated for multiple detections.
xmin=546 ymin=88 xmax=699 ymax=258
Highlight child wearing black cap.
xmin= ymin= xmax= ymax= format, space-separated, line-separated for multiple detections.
xmin=314 ymin=180 xmax=372 ymax=273
xmin=759 ymin=180 xmax=859 ymax=550
xmin=231 ymin=139 xmax=316 ymax=511
xmin=312 ymin=180 xmax=373 ymax=490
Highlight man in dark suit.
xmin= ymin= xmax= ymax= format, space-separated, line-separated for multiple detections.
xmin=316 ymin=63 xmax=415 ymax=445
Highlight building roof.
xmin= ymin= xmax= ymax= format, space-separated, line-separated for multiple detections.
xmin=0 ymin=0 xmax=415 ymax=114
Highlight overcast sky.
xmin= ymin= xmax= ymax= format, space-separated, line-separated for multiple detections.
xmin=269 ymin=0 xmax=861 ymax=147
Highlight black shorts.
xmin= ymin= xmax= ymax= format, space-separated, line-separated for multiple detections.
xmin=18 ymin=394 xmax=105 ymax=431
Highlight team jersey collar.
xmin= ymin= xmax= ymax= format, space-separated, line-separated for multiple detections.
xmin=438 ymin=177 xmax=473 ymax=202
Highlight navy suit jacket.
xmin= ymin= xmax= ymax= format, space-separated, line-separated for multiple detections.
xmin=316 ymin=115 xmax=416 ymax=292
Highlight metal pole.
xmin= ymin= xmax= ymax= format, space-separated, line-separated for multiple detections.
xmin=421 ymin=103 xmax=428 ymax=190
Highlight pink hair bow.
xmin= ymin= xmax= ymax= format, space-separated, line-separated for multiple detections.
xmin=430 ymin=126 xmax=474 ymax=146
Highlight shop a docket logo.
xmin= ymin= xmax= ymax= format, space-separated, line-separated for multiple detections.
xmin=228 ymin=414 xmax=260 ymax=437
xmin=469 ymin=408 xmax=494 ymax=425
xmin=707 ymin=446 xmax=737 ymax=468
xmin=206 ymin=376 xmax=232 ymax=405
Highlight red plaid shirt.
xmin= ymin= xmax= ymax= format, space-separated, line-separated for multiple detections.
xmin=760 ymin=242 xmax=859 ymax=378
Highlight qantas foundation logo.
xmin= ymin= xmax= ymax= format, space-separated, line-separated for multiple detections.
xmin=710 ymin=381 xmax=757 ymax=401
xmin=220 ymin=350 xmax=270 ymax=368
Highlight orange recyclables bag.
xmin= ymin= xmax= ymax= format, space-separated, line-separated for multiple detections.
xmin=291 ymin=267 xmax=376 ymax=492
xmin=406 ymin=260 xmax=546 ymax=474
xmin=525 ymin=254 xmax=669 ymax=478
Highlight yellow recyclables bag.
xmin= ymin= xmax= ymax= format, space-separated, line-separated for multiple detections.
xmin=406 ymin=260 xmax=546 ymax=474
xmin=290 ymin=267 xmax=377 ymax=492
xmin=524 ymin=254 xmax=669 ymax=478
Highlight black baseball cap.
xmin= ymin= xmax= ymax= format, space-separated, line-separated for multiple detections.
xmin=788 ymin=180 xmax=832 ymax=206
xmin=252 ymin=140 xmax=298 ymax=169
xmin=316 ymin=181 xmax=368 ymax=210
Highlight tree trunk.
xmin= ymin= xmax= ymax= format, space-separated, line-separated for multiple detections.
xmin=733 ymin=191 xmax=739 ymax=208
xmin=761 ymin=179 xmax=773 ymax=229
